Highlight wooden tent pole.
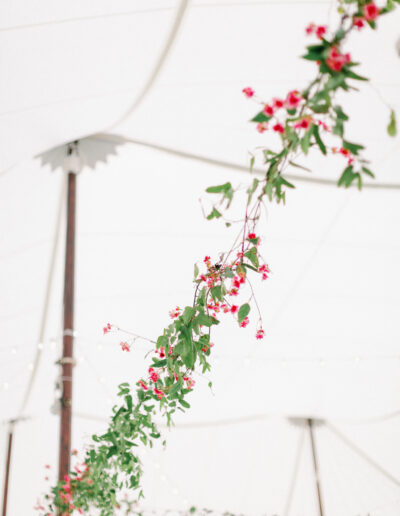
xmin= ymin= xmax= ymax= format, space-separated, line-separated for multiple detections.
xmin=307 ymin=418 xmax=324 ymax=516
xmin=1 ymin=422 xmax=14 ymax=516
xmin=59 ymin=147 xmax=78 ymax=483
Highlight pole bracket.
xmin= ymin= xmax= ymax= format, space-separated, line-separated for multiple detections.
xmin=58 ymin=357 xmax=77 ymax=366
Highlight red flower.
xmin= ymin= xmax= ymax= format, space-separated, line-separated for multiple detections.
xmin=242 ymin=87 xmax=254 ymax=98
xmin=240 ymin=317 xmax=249 ymax=328
xmin=120 ymin=341 xmax=130 ymax=352
xmin=318 ymin=120 xmax=330 ymax=131
xmin=363 ymin=2 xmax=380 ymax=21
xmin=315 ymin=26 xmax=327 ymax=39
xmin=256 ymin=329 xmax=265 ymax=339
xmin=230 ymin=305 xmax=238 ymax=314
xmin=273 ymin=123 xmax=285 ymax=134
xmin=273 ymin=98 xmax=284 ymax=109
xmin=263 ymin=104 xmax=274 ymax=117
xmin=285 ymin=90 xmax=302 ymax=109
xmin=305 ymin=22 xmax=316 ymax=35
xmin=294 ymin=118 xmax=311 ymax=130
xmin=326 ymin=47 xmax=351 ymax=72
xmin=148 ymin=367 xmax=159 ymax=383
xmin=353 ymin=17 xmax=365 ymax=29
xmin=154 ymin=388 xmax=165 ymax=400
xmin=138 ymin=380 xmax=148 ymax=391
xmin=248 ymin=232 xmax=256 ymax=239
xmin=169 ymin=306 xmax=181 ymax=319
xmin=103 ymin=323 xmax=111 ymax=335
xmin=233 ymin=277 xmax=241 ymax=289
xmin=256 ymin=122 xmax=269 ymax=133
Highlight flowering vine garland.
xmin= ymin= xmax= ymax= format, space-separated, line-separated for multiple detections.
xmin=44 ymin=1 xmax=398 ymax=514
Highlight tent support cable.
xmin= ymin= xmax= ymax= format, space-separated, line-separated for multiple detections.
xmin=93 ymin=134 xmax=400 ymax=191
xmin=106 ymin=0 xmax=189 ymax=132
xmin=326 ymin=422 xmax=400 ymax=488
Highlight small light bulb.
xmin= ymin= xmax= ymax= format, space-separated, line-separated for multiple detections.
xmin=11 ymin=347 xmax=17 ymax=355
xmin=37 ymin=342 xmax=44 ymax=350
xmin=28 ymin=363 xmax=34 ymax=371
xmin=154 ymin=463 xmax=160 ymax=470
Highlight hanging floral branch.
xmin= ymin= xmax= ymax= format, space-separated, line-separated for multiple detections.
xmin=43 ymin=1 xmax=398 ymax=514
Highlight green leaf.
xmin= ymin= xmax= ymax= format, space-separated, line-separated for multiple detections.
xmin=337 ymin=165 xmax=356 ymax=188
xmin=195 ymin=313 xmax=219 ymax=327
xmin=289 ymin=161 xmax=312 ymax=173
xmin=193 ymin=263 xmax=199 ymax=279
xmin=244 ymin=247 xmax=259 ymax=268
xmin=344 ymin=69 xmax=368 ymax=81
xmin=334 ymin=105 xmax=349 ymax=121
xmin=182 ymin=306 xmax=196 ymax=324
xmin=207 ymin=208 xmax=222 ymax=220
xmin=362 ymin=166 xmax=374 ymax=178
xmin=206 ymin=182 xmax=232 ymax=194
xmin=224 ymin=267 xmax=234 ymax=278
xmin=238 ymin=303 xmax=250 ymax=323
xmin=312 ymin=124 xmax=327 ymax=155
xmin=300 ymin=129 xmax=312 ymax=154
xmin=251 ymin=112 xmax=270 ymax=123
xmin=387 ymin=109 xmax=397 ymax=137
xmin=179 ymin=399 xmax=190 ymax=409
xmin=342 ymin=140 xmax=364 ymax=155
xmin=210 ymin=285 xmax=223 ymax=302
xmin=247 ymin=178 xmax=259 ymax=205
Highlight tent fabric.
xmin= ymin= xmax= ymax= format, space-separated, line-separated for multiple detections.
xmin=1 ymin=1 xmax=400 ymax=515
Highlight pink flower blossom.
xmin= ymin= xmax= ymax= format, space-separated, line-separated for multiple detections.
xmin=353 ymin=17 xmax=365 ymax=29
xmin=318 ymin=120 xmax=330 ymax=131
xmin=230 ymin=305 xmax=238 ymax=314
xmin=285 ymin=90 xmax=302 ymax=109
xmin=273 ymin=98 xmax=285 ymax=109
xmin=240 ymin=317 xmax=249 ymax=328
xmin=273 ymin=123 xmax=285 ymax=134
xmin=256 ymin=328 xmax=265 ymax=339
xmin=120 ymin=341 xmax=130 ymax=352
xmin=315 ymin=26 xmax=327 ymax=39
xmin=263 ymin=104 xmax=274 ymax=117
xmin=363 ymin=2 xmax=380 ymax=21
xmin=169 ymin=306 xmax=181 ymax=319
xmin=103 ymin=323 xmax=111 ymax=335
xmin=184 ymin=377 xmax=195 ymax=390
xmin=256 ymin=122 xmax=269 ymax=133
xmin=242 ymin=87 xmax=255 ymax=98
xmin=138 ymin=380 xmax=148 ymax=391
xmin=154 ymin=388 xmax=165 ymax=400
xmin=148 ymin=367 xmax=159 ymax=383
xmin=326 ymin=47 xmax=351 ymax=72
xmin=294 ymin=118 xmax=311 ymax=130
xmin=305 ymin=22 xmax=316 ymax=35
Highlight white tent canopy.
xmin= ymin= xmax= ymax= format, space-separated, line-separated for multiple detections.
xmin=1 ymin=1 xmax=400 ymax=515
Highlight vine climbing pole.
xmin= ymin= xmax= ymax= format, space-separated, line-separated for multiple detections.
xmin=59 ymin=143 xmax=79 ymax=487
